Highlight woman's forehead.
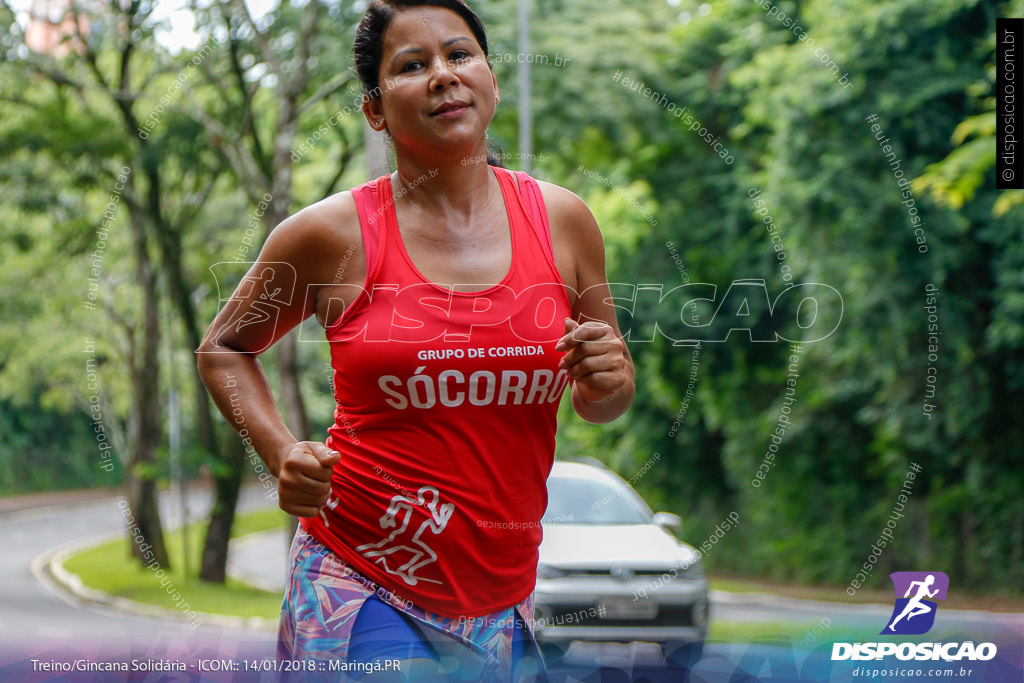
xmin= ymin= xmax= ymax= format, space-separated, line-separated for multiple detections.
xmin=381 ymin=6 xmax=479 ymax=56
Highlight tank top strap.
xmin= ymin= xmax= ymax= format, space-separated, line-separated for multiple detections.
xmin=349 ymin=175 xmax=391 ymax=281
xmin=492 ymin=167 xmax=559 ymax=269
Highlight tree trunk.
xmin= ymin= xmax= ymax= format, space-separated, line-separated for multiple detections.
xmin=271 ymin=101 xmax=310 ymax=444
xmin=153 ymin=210 xmax=244 ymax=585
xmin=197 ymin=1 xmax=323 ymax=580
xmin=277 ymin=334 xmax=309 ymax=441
xmin=198 ymin=426 xmax=245 ymax=582
xmin=128 ymin=212 xmax=170 ymax=568
xmin=150 ymin=213 xmax=219 ymax=459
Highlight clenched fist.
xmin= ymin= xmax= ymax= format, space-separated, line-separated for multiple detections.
xmin=277 ymin=441 xmax=341 ymax=517
xmin=555 ymin=318 xmax=631 ymax=404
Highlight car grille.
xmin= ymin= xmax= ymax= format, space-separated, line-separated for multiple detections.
xmin=545 ymin=604 xmax=697 ymax=628
xmin=558 ymin=568 xmax=671 ymax=577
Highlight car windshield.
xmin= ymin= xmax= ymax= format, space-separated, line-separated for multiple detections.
xmin=543 ymin=473 xmax=652 ymax=525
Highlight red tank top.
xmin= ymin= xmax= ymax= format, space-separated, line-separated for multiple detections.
xmin=302 ymin=167 xmax=572 ymax=617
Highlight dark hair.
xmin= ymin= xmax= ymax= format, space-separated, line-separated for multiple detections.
xmin=353 ymin=0 xmax=490 ymax=99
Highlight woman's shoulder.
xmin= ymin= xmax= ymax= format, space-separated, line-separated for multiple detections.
xmin=274 ymin=190 xmax=360 ymax=246
xmin=533 ymin=178 xmax=604 ymax=248
xmin=261 ymin=190 xmax=363 ymax=267
xmin=524 ymin=177 xmax=608 ymax=296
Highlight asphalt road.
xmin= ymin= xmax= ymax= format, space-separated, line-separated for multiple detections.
xmin=232 ymin=530 xmax=1024 ymax=682
xmin=3 ymin=489 xmax=1023 ymax=682
xmin=0 ymin=487 xmax=277 ymax=680
xmin=234 ymin=529 xmax=1024 ymax=631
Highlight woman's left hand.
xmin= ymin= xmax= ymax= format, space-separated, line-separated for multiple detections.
xmin=555 ymin=318 xmax=631 ymax=404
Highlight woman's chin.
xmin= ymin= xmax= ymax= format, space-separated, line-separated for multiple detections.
xmin=423 ymin=112 xmax=490 ymax=144
xmin=400 ymin=128 xmax=487 ymax=158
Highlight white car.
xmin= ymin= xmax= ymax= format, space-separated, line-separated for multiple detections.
xmin=534 ymin=459 xmax=708 ymax=667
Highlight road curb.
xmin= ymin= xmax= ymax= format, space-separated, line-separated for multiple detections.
xmin=35 ymin=533 xmax=278 ymax=632
xmin=708 ymin=589 xmax=1023 ymax=623
xmin=710 ymin=588 xmax=890 ymax=613
xmin=227 ymin=528 xmax=288 ymax=593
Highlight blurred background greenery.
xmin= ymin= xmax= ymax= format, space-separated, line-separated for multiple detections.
xmin=0 ymin=0 xmax=1021 ymax=595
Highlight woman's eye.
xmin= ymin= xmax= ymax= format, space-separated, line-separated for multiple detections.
xmin=401 ymin=60 xmax=423 ymax=72
xmin=450 ymin=50 xmax=471 ymax=62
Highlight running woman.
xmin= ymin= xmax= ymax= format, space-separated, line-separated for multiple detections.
xmin=197 ymin=1 xmax=634 ymax=680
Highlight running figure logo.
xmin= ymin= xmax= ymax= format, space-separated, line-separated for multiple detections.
xmin=882 ymin=571 xmax=949 ymax=635
xmin=356 ymin=486 xmax=454 ymax=586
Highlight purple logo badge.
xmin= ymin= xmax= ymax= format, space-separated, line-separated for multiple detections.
xmin=882 ymin=571 xmax=949 ymax=635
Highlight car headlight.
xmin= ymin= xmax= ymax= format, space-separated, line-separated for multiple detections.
xmin=678 ymin=558 xmax=705 ymax=579
xmin=536 ymin=564 xmax=566 ymax=580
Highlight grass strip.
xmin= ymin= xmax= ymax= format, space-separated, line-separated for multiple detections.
xmin=62 ymin=507 xmax=290 ymax=620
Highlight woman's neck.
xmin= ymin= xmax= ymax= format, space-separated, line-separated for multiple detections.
xmin=390 ymin=143 xmax=498 ymax=221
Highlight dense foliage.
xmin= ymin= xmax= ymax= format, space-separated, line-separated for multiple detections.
xmin=1 ymin=0 xmax=1020 ymax=592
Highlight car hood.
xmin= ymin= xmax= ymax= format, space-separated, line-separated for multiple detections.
xmin=539 ymin=524 xmax=700 ymax=569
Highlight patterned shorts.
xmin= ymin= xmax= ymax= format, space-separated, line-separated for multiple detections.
xmin=277 ymin=525 xmax=546 ymax=682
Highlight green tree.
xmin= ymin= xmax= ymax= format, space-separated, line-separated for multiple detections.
xmin=502 ymin=0 xmax=1022 ymax=590
xmin=185 ymin=0 xmax=366 ymax=581
xmin=0 ymin=0 xmax=225 ymax=569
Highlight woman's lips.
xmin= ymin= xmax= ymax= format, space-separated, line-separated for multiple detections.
xmin=431 ymin=102 xmax=471 ymax=118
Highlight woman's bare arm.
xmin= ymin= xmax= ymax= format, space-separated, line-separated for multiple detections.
xmin=541 ymin=183 xmax=636 ymax=424
xmin=196 ymin=192 xmax=362 ymax=516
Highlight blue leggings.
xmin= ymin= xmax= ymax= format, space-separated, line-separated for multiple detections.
xmin=348 ymin=595 xmax=526 ymax=665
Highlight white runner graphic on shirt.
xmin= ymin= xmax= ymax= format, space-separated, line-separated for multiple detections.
xmin=356 ymin=486 xmax=453 ymax=586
